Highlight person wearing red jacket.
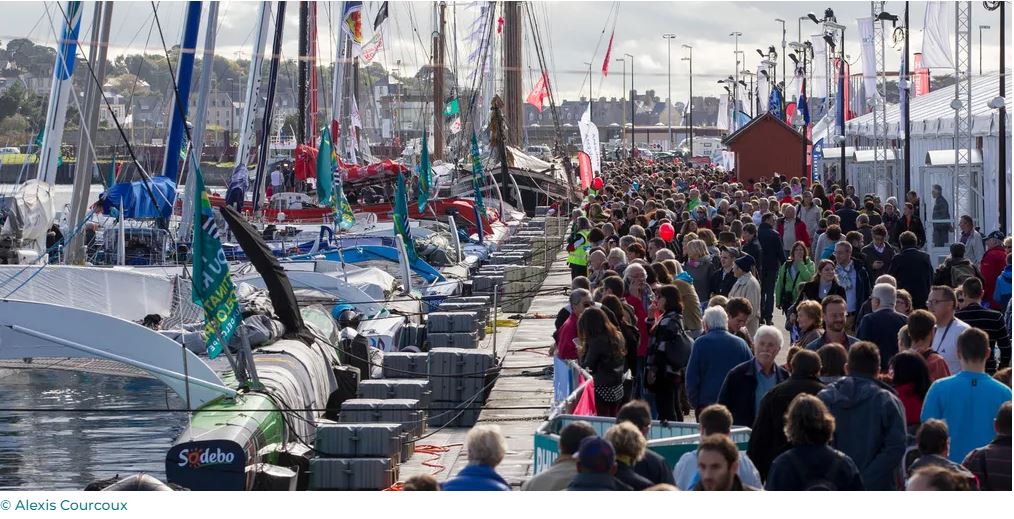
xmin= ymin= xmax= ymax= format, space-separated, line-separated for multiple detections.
xmin=980 ymin=231 xmax=1009 ymax=309
xmin=777 ymin=205 xmax=812 ymax=257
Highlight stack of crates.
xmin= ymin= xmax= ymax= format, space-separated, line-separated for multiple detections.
xmin=338 ymin=398 xmax=425 ymax=444
xmin=426 ymin=311 xmax=481 ymax=348
xmin=427 ymin=348 xmax=496 ymax=428
xmin=382 ymin=352 xmax=429 ymax=379
xmin=358 ymin=379 xmax=433 ymax=410
xmin=437 ymin=297 xmax=491 ymax=338
xmin=309 ymin=423 xmax=403 ymax=490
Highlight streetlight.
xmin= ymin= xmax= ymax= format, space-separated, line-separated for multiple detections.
xmin=624 ymin=52 xmax=634 ymax=153
xmin=775 ymin=18 xmax=786 ymax=88
xmin=983 ymin=1 xmax=1005 ymax=231
xmin=978 ymin=25 xmax=991 ymax=76
xmin=741 ymin=71 xmax=755 ymax=117
xmin=876 ymin=7 xmax=907 ymax=194
xmin=663 ymin=33 xmax=678 ymax=151
xmin=811 ymin=9 xmax=846 ymax=188
xmin=616 ymin=57 xmax=626 ymax=131
xmin=730 ymin=32 xmax=742 ymax=129
xmin=682 ymin=43 xmax=693 ymax=157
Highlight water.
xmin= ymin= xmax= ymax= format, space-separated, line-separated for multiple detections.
xmin=0 ymin=369 xmax=188 ymax=490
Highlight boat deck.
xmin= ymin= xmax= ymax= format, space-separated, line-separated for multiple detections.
xmin=397 ymin=250 xmax=569 ymax=487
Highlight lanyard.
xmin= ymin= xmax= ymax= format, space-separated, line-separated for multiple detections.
xmin=936 ymin=320 xmax=956 ymax=352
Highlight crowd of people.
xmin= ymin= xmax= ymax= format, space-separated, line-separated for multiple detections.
xmin=427 ymin=159 xmax=1012 ymax=491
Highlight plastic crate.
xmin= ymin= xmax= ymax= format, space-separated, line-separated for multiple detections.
xmin=308 ymin=457 xmax=397 ymax=490
xmin=357 ymin=379 xmax=432 ymax=409
xmin=314 ymin=423 xmax=403 ymax=459
xmin=427 ymin=331 xmax=479 ymax=349
xmin=338 ymin=398 xmax=425 ymax=438
xmin=382 ymin=351 xmax=429 ymax=379
xmin=428 ymin=400 xmax=482 ymax=428
xmin=426 ymin=312 xmax=481 ymax=333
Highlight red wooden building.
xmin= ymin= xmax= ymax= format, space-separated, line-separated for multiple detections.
xmin=721 ymin=112 xmax=809 ymax=185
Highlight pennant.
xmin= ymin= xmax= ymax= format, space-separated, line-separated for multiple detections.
xmin=797 ymin=76 xmax=810 ymax=125
xmin=341 ymin=1 xmax=365 ymax=45
xmin=393 ymin=171 xmax=418 ymax=262
xmin=448 ymin=116 xmax=463 ymax=134
xmin=602 ymin=31 xmax=615 ymax=76
xmin=811 ymin=138 xmax=824 ymax=184
xmin=443 ymin=98 xmax=460 ymax=117
xmin=373 ymin=1 xmax=389 ymax=30
xmin=191 ymin=166 xmax=242 ymax=360
xmin=899 ymin=49 xmax=908 ymax=140
xmin=417 ymin=129 xmax=431 ymax=212
xmin=361 ymin=31 xmax=384 ymax=63
xmin=316 ymin=127 xmax=335 ymax=206
xmin=526 ymin=71 xmax=550 ymax=112
xmin=577 ymin=151 xmax=592 ymax=190
xmin=768 ymin=86 xmax=783 ymax=117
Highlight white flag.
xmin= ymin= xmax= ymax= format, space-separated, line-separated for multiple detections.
xmin=921 ymin=2 xmax=954 ymax=68
xmin=716 ymin=94 xmax=730 ymax=131
xmin=448 ymin=116 xmax=462 ymax=134
xmin=756 ymin=66 xmax=770 ymax=112
xmin=578 ymin=104 xmax=601 ymax=173
xmin=810 ymin=34 xmax=828 ymax=99
xmin=350 ymin=94 xmax=363 ymax=129
xmin=857 ymin=17 xmax=878 ymax=100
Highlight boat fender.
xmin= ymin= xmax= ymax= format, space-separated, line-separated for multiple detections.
xmin=246 ymin=463 xmax=298 ymax=491
xmin=90 ymin=473 xmax=178 ymax=491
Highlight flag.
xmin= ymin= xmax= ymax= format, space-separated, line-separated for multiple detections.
xmin=360 ymin=31 xmax=384 ymax=63
xmin=526 ymin=71 xmax=550 ymax=112
xmin=316 ymin=127 xmax=335 ymax=205
xmin=768 ymin=86 xmax=783 ymax=117
xmin=350 ymin=94 xmax=363 ymax=129
xmin=858 ymin=16 xmax=877 ymax=98
xmin=443 ymin=98 xmax=460 ymax=117
xmin=180 ymin=133 xmax=189 ymax=161
xmin=335 ymin=176 xmax=356 ymax=230
xmin=191 ymin=166 xmax=242 ymax=360
xmin=469 ymin=131 xmax=487 ymax=242
xmin=735 ymin=110 xmax=751 ymax=128
xmin=417 ymin=129 xmax=431 ymax=212
xmin=448 ymin=117 xmax=462 ymax=134
xmin=373 ymin=1 xmax=389 ymax=30
xmin=899 ymin=50 xmax=908 ymax=140
xmin=602 ymin=31 xmax=615 ymax=76
xmin=811 ymin=138 xmax=824 ymax=184
xmin=921 ymin=2 xmax=954 ymax=68
xmin=341 ymin=1 xmax=365 ymax=45
xmin=798 ymin=77 xmax=810 ymax=125
xmin=577 ymin=151 xmax=592 ymax=190
xmin=393 ymin=171 xmax=418 ymax=262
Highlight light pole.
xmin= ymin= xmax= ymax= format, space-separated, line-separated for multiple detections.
xmin=775 ymin=18 xmax=786 ymax=87
xmin=682 ymin=44 xmax=693 ymax=157
xmin=583 ymin=61 xmax=593 ymax=121
xmin=663 ymin=33 xmax=678 ymax=151
xmin=624 ymin=52 xmax=634 ymax=153
xmin=616 ymin=57 xmax=626 ymax=132
xmin=730 ymin=32 xmax=742 ymax=129
xmin=742 ymin=71 xmax=755 ymax=117
xmin=808 ymin=9 xmax=846 ymax=188
xmin=978 ymin=25 xmax=990 ymax=76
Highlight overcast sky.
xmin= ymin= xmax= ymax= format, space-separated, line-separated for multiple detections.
xmin=2 ymin=1 xmax=1009 ymax=102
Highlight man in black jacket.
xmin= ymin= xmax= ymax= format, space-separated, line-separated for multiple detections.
xmin=856 ymin=283 xmax=908 ymax=371
xmin=616 ymin=400 xmax=676 ymax=486
xmin=757 ymin=213 xmax=786 ymax=325
xmin=861 ymin=224 xmax=896 ymax=279
xmin=747 ymin=349 xmax=826 ymax=480
xmin=836 ymin=198 xmax=860 ymax=234
xmin=888 ymin=231 xmax=935 ymax=310
xmin=718 ymin=325 xmax=789 ymax=427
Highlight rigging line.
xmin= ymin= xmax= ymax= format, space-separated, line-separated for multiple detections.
xmin=459 ymin=3 xmax=496 ymax=143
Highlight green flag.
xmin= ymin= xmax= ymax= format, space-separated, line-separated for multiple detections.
xmin=394 ymin=171 xmax=418 ymax=263
xmin=335 ymin=177 xmax=356 ymax=231
xmin=316 ymin=127 xmax=335 ymax=206
xmin=417 ymin=129 xmax=431 ymax=212
xmin=191 ymin=166 xmax=242 ymax=359
xmin=32 ymin=128 xmax=62 ymax=166
xmin=469 ymin=131 xmax=487 ymax=217
xmin=443 ymin=98 xmax=459 ymax=117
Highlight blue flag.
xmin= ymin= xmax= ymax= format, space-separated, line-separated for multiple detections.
xmin=768 ymin=86 xmax=783 ymax=118
xmin=798 ymin=78 xmax=810 ymax=125
xmin=394 ymin=171 xmax=418 ymax=262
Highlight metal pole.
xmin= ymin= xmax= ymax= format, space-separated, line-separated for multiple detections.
xmin=999 ymin=2 xmax=1007 ymax=232
xmin=664 ymin=34 xmax=677 ymax=151
xmin=777 ymin=18 xmax=786 ymax=88
xmin=624 ymin=53 xmax=634 ymax=153
xmin=839 ymin=27 xmax=846 ymax=189
xmin=903 ymin=3 xmax=911 ymax=196
xmin=683 ymin=44 xmax=694 ymax=157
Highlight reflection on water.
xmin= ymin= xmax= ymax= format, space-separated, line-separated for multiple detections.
xmin=0 ymin=369 xmax=187 ymax=490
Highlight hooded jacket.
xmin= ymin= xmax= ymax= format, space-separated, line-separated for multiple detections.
xmin=817 ymin=375 xmax=907 ymax=490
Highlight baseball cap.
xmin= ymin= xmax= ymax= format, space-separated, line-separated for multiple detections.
xmin=576 ymin=436 xmax=615 ymax=473
xmin=987 ymin=230 xmax=1006 ymax=241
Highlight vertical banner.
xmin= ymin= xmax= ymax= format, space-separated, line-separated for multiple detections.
xmin=810 ymin=34 xmax=829 ymax=99
xmin=913 ymin=53 xmax=931 ymax=96
xmin=812 ymin=138 xmax=824 ymax=185
xmin=920 ymin=2 xmax=954 ymax=68
xmin=576 ymin=151 xmax=592 ymax=190
xmin=857 ymin=17 xmax=877 ymax=100
xmin=578 ymin=104 xmax=601 ymax=173
xmin=716 ymin=94 xmax=730 ymax=130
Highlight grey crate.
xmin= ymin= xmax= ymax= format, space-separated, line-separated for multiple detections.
xmin=437 ymin=302 xmax=488 ymax=322
xmin=426 ymin=312 xmax=480 ymax=333
xmin=357 ymin=379 xmax=432 ymax=408
xmin=396 ymin=324 xmax=427 ymax=351
xmin=308 ymin=458 xmax=397 ymax=490
xmin=428 ymin=372 xmax=487 ymax=403
xmin=382 ymin=351 xmax=428 ymax=379
xmin=443 ymin=295 xmax=493 ymax=306
xmin=428 ymin=400 xmax=483 ymax=428
xmin=314 ymin=423 xmax=403 ymax=459
xmin=428 ymin=348 xmax=495 ymax=377
xmin=338 ymin=398 xmax=425 ymax=438
xmin=427 ymin=331 xmax=479 ymax=349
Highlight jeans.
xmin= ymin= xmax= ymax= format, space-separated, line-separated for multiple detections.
xmin=760 ymin=269 xmax=778 ymax=323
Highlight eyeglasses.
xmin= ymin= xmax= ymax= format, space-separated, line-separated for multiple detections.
xmin=926 ymin=300 xmax=951 ymax=306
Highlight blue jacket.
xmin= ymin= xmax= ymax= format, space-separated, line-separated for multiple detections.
xmin=442 ymin=464 xmax=511 ymax=491
xmin=718 ymin=359 xmax=789 ymax=427
xmin=856 ymin=308 xmax=908 ymax=371
xmin=921 ymin=371 xmax=1012 ymax=463
xmin=817 ymin=376 xmax=907 ymax=490
xmin=994 ymin=266 xmax=1012 ymax=309
xmin=686 ymin=328 xmax=753 ymax=409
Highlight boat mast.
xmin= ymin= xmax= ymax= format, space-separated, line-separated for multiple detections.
xmin=502 ymin=1 xmax=522 ymax=146
xmin=252 ymin=1 xmax=287 ymax=217
xmin=66 ymin=2 xmax=113 ymax=264
xmin=297 ymin=1 xmax=308 ymax=145
xmin=159 ymin=1 xmax=203 ymax=183
xmin=307 ymin=2 xmax=319 ymax=144
xmin=37 ymin=0 xmax=82 ymax=185
xmin=180 ymin=1 xmax=220 ymax=239
xmin=234 ymin=3 xmax=270 ymax=167
xmin=432 ymin=1 xmax=446 ymax=160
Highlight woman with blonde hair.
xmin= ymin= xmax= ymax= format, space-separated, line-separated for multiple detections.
xmin=683 ymin=239 xmax=714 ymax=307
xmin=792 ymin=300 xmax=824 ymax=349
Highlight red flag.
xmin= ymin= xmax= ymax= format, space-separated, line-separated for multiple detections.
xmin=526 ymin=72 xmax=550 ymax=112
xmin=785 ymin=102 xmax=796 ymax=123
xmin=577 ymin=151 xmax=592 ymax=190
xmin=602 ymin=31 xmax=615 ymax=76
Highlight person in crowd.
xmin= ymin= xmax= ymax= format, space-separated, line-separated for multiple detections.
xmin=775 ymin=241 xmax=815 ymax=319
xmin=906 ymin=465 xmax=971 ymax=491
xmin=957 ymin=215 xmax=985 ymax=266
xmin=926 ymin=285 xmax=971 ymax=374
xmin=862 ymin=224 xmax=896 ymax=279
xmin=604 ymin=422 xmax=652 ymax=490
xmin=741 ymin=223 xmax=763 ymax=265
xmin=522 ymin=421 xmax=597 ymax=491
xmin=853 ymin=274 xmax=897 ymax=338
xmin=554 ymin=289 xmax=592 ymax=402
xmin=442 ymin=425 xmax=511 ymax=491
xmin=798 ymin=191 xmax=822 ymax=237
xmin=890 ymin=350 xmax=933 ymax=430
xmin=921 ymin=328 xmax=1013 ymax=463
xmin=833 ymin=241 xmax=872 ymax=332
xmin=586 ymin=250 xmax=609 ymax=290
xmin=685 ymin=306 xmax=752 ymax=414
xmin=892 ymin=202 xmax=926 ymax=248
xmin=814 ymin=223 xmax=843 ymax=261
xmin=710 ymin=246 xmax=739 ymax=297
xmin=837 ymin=198 xmax=860 ymax=234
xmin=955 ymin=277 xmax=1010 ymax=373
xmin=728 ymin=254 xmax=761 ymax=336
xmin=566 ymin=217 xmax=592 ymax=279
xmin=622 ymin=265 xmax=652 ymax=373
xmin=566 ymin=436 xmax=631 ymax=491
xmin=683 ymin=239 xmax=714 ymax=306
xmin=765 ymin=394 xmax=864 ymax=491
xmin=993 ymin=254 xmax=1012 ymax=310
xmin=795 ymin=259 xmax=846 ymax=309
xmin=933 ymin=242 xmax=983 ymax=288
xmin=805 ymin=296 xmax=858 ymax=351
xmin=748 ymin=349 xmax=826 ymax=480
xmin=817 ymin=343 xmax=848 ymax=384
xmin=896 ymin=289 xmax=914 ymax=316
xmin=906 ymin=419 xmax=978 ymax=487
xmin=930 ymin=184 xmax=953 ymax=248
xmin=403 ymin=474 xmax=441 ymax=491
xmin=615 ymin=400 xmax=676 ymax=485
xmin=856 ymin=283 xmax=908 ymax=371
xmin=993 ymin=367 xmax=1012 ymax=388
xmin=756 ymin=213 xmax=785 ymax=326
xmin=961 ymin=401 xmax=1012 ymax=491
xmin=606 ymin=248 xmax=628 ymax=274
xmin=673 ymin=405 xmax=761 ymax=490
xmin=792 ymin=300 xmax=823 ymax=350
xmin=778 ymin=204 xmax=812 ymax=256
xmin=578 ymin=307 xmax=627 ymax=417
xmin=906 ymin=309 xmax=951 ymax=381
xmin=646 ymin=285 xmax=691 ymax=421
xmin=818 ymin=342 xmax=907 ymax=490
xmin=554 ymin=277 xmax=591 ymax=343
xmin=885 ymin=231 xmax=934 ymax=312
xmin=980 ymin=231 xmax=1010 ymax=309
xmin=718 ymin=326 xmax=789 ymax=427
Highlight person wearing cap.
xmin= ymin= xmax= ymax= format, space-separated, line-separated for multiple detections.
xmin=980 ymin=230 xmax=1009 ymax=310
xmin=522 ymin=421 xmax=597 ymax=491
xmin=728 ymin=254 xmax=761 ymax=336
xmin=566 ymin=436 xmax=632 ymax=491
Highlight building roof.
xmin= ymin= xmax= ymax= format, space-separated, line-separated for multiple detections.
xmin=721 ymin=112 xmax=809 ymax=146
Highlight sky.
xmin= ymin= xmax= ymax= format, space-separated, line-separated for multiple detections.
xmin=1 ymin=0 xmax=1009 ymax=103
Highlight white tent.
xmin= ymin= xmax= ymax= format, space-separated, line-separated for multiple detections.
xmin=845 ymin=72 xmax=1011 ymax=231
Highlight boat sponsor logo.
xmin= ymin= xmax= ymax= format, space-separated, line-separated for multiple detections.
xmin=166 ymin=440 xmax=248 ymax=490
xmin=177 ymin=447 xmax=236 ymax=468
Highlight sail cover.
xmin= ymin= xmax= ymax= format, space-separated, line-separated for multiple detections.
xmin=99 ymin=176 xmax=176 ymax=220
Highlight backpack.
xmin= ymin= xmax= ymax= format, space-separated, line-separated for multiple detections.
xmin=661 ymin=314 xmax=693 ymax=370
xmin=950 ymin=261 xmax=976 ymax=288
xmin=783 ymin=449 xmax=849 ymax=491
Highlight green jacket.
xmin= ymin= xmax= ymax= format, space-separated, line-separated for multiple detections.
xmin=775 ymin=259 xmax=816 ymax=308
xmin=567 ymin=229 xmax=591 ymax=266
